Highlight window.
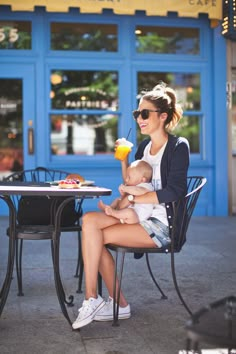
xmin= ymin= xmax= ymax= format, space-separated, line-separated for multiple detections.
xmin=0 ymin=78 xmax=23 ymax=173
xmin=135 ymin=26 xmax=199 ymax=55
xmin=0 ymin=21 xmax=31 ymax=49
xmin=50 ymin=70 xmax=119 ymax=155
xmin=51 ymin=22 xmax=118 ymax=51
xmin=137 ymin=72 xmax=201 ymax=153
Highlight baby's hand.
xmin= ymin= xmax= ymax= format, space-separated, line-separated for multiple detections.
xmin=119 ymin=184 xmax=126 ymax=195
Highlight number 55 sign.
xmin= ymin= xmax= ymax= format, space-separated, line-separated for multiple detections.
xmin=0 ymin=27 xmax=19 ymax=43
xmin=0 ymin=22 xmax=31 ymax=49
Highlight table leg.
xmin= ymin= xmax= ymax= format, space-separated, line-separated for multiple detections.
xmin=52 ymin=197 xmax=75 ymax=326
xmin=0 ymin=196 xmax=16 ymax=317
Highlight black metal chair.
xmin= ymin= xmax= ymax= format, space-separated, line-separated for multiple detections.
xmin=4 ymin=166 xmax=83 ymax=297
xmin=185 ymin=295 xmax=236 ymax=353
xmin=106 ymin=176 xmax=207 ymax=326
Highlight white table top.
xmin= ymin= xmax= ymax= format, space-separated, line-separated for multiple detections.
xmin=0 ymin=185 xmax=112 ymax=197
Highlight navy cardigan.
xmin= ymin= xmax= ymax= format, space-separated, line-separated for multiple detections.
xmin=135 ymin=133 xmax=190 ymax=245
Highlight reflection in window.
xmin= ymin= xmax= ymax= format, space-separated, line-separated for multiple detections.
xmin=0 ymin=21 xmax=31 ymax=49
xmin=137 ymin=72 xmax=200 ymax=111
xmin=50 ymin=114 xmax=118 ymax=156
xmin=50 ymin=70 xmax=119 ymax=110
xmin=136 ymin=115 xmax=200 ymax=153
xmin=136 ymin=26 xmax=199 ymax=55
xmin=137 ymin=72 xmax=201 ymax=153
xmin=0 ymin=79 xmax=23 ymax=174
xmin=51 ymin=22 xmax=118 ymax=51
xmin=174 ymin=115 xmax=200 ymax=153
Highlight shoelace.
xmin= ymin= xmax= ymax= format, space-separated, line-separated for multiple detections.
xmin=107 ymin=298 xmax=113 ymax=305
xmin=79 ymin=300 xmax=94 ymax=314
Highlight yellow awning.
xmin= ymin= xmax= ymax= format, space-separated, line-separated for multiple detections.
xmin=0 ymin=0 xmax=222 ymax=20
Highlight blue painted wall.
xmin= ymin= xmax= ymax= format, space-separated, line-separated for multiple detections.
xmin=0 ymin=8 xmax=227 ymax=216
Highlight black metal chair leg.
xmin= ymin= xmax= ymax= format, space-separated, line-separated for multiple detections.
xmin=146 ymin=254 xmax=168 ymax=300
xmin=186 ymin=338 xmax=200 ymax=353
xmin=171 ymin=251 xmax=192 ymax=316
xmin=0 ymin=282 xmax=3 ymax=298
xmin=76 ymin=258 xmax=84 ymax=293
xmin=98 ymin=273 xmax=102 ymax=296
xmin=193 ymin=341 xmax=200 ymax=353
xmin=112 ymin=250 xmax=125 ymax=327
xmin=50 ymin=239 xmax=54 ymax=263
xmin=16 ymin=239 xmax=24 ymax=296
xmin=74 ymin=231 xmax=81 ymax=278
xmin=185 ymin=338 xmax=191 ymax=352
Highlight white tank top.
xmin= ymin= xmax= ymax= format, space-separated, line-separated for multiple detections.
xmin=142 ymin=141 xmax=168 ymax=226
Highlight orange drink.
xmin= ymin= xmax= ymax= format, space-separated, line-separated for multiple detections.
xmin=114 ymin=138 xmax=133 ymax=161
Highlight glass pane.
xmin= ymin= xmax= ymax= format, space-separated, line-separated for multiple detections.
xmin=0 ymin=21 xmax=31 ymax=49
xmin=50 ymin=70 xmax=119 ymax=110
xmin=137 ymin=72 xmax=200 ymax=111
xmin=137 ymin=72 xmax=201 ymax=153
xmin=136 ymin=115 xmax=200 ymax=153
xmin=173 ymin=115 xmax=200 ymax=153
xmin=136 ymin=26 xmax=199 ymax=54
xmin=51 ymin=22 xmax=118 ymax=52
xmin=50 ymin=114 xmax=118 ymax=156
xmin=0 ymin=79 xmax=23 ymax=178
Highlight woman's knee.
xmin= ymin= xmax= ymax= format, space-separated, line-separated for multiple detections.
xmin=82 ymin=211 xmax=99 ymax=228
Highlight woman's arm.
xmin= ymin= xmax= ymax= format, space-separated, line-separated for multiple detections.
xmin=120 ymin=159 xmax=129 ymax=182
xmin=119 ymin=184 xmax=152 ymax=196
xmin=157 ymin=138 xmax=190 ymax=203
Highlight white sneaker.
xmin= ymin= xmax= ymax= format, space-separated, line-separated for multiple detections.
xmin=72 ymin=295 xmax=105 ymax=329
xmin=94 ymin=296 xmax=131 ymax=321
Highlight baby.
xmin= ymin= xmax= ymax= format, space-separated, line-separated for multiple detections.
xmin=99 ymin=159 xmax=154 ymax=224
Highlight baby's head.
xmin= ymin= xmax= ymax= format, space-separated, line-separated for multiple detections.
xmin=125 ymin=160 xmax=152 ymax=186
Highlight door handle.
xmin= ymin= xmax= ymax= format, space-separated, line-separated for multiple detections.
xmin=28 ymin=120 xmax=34 ymax=155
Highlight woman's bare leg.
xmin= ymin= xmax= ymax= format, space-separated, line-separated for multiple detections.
xmin=100 ymin=223 xmax=156 ymax=306
xmin=82 ymin=211 xmax=120 ymax=299
xmin=82 ymin=211 xmax=156 ymax=306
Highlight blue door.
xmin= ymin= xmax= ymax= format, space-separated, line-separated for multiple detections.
xmin=0 ymin=64 xmax=35 ymax=213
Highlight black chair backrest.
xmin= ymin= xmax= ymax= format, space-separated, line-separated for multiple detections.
xmin=4 ymin=167 xmax=81 ymax=226
xmin=172 ymin=176 xmax=207 ymax=252
xmin=5 ymin=166 xmax=69 ymax=183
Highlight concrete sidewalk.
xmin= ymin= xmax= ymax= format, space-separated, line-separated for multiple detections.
xmin=0 ymin=216 xmax=236 ymax=354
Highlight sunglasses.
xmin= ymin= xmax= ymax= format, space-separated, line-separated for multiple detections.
xmin=132 ymin=109 xmax=161 ymax=120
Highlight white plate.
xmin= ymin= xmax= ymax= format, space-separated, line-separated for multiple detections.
xmin=80 ymin=180 xmax=95 ymax=186
xmin=49 ymin=180 xmax=95 ymax=186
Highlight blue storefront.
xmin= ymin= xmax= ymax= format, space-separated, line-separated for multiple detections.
xmin=0 ymin=1 xmax=227 ymax=215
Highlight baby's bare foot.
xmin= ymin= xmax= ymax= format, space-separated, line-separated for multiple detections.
xmin=105 ymin=206 xmax=113 ymax=216
xmin=98 ymin=200 xmax=106 ymax=211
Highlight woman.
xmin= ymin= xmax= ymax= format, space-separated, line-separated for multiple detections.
xmin=72 ymin=82 xmax=190 ymax=329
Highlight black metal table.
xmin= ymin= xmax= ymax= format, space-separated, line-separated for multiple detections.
xmin=0 ymin=184 xmax=111 ymax=325
xmin=186 ymin=296 xmax=236 ymax=353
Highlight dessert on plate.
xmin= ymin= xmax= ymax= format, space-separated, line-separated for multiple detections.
xmin=58 ymin=179 xmax=80 ymax=189
xmin=65 ymin=173 xmax=85 ymax=183
xmin=58 ymin=173 xmax=85 ymax=189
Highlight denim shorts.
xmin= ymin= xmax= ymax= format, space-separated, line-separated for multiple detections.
xmin=140 ymin=217 xmax=171 ymax=248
